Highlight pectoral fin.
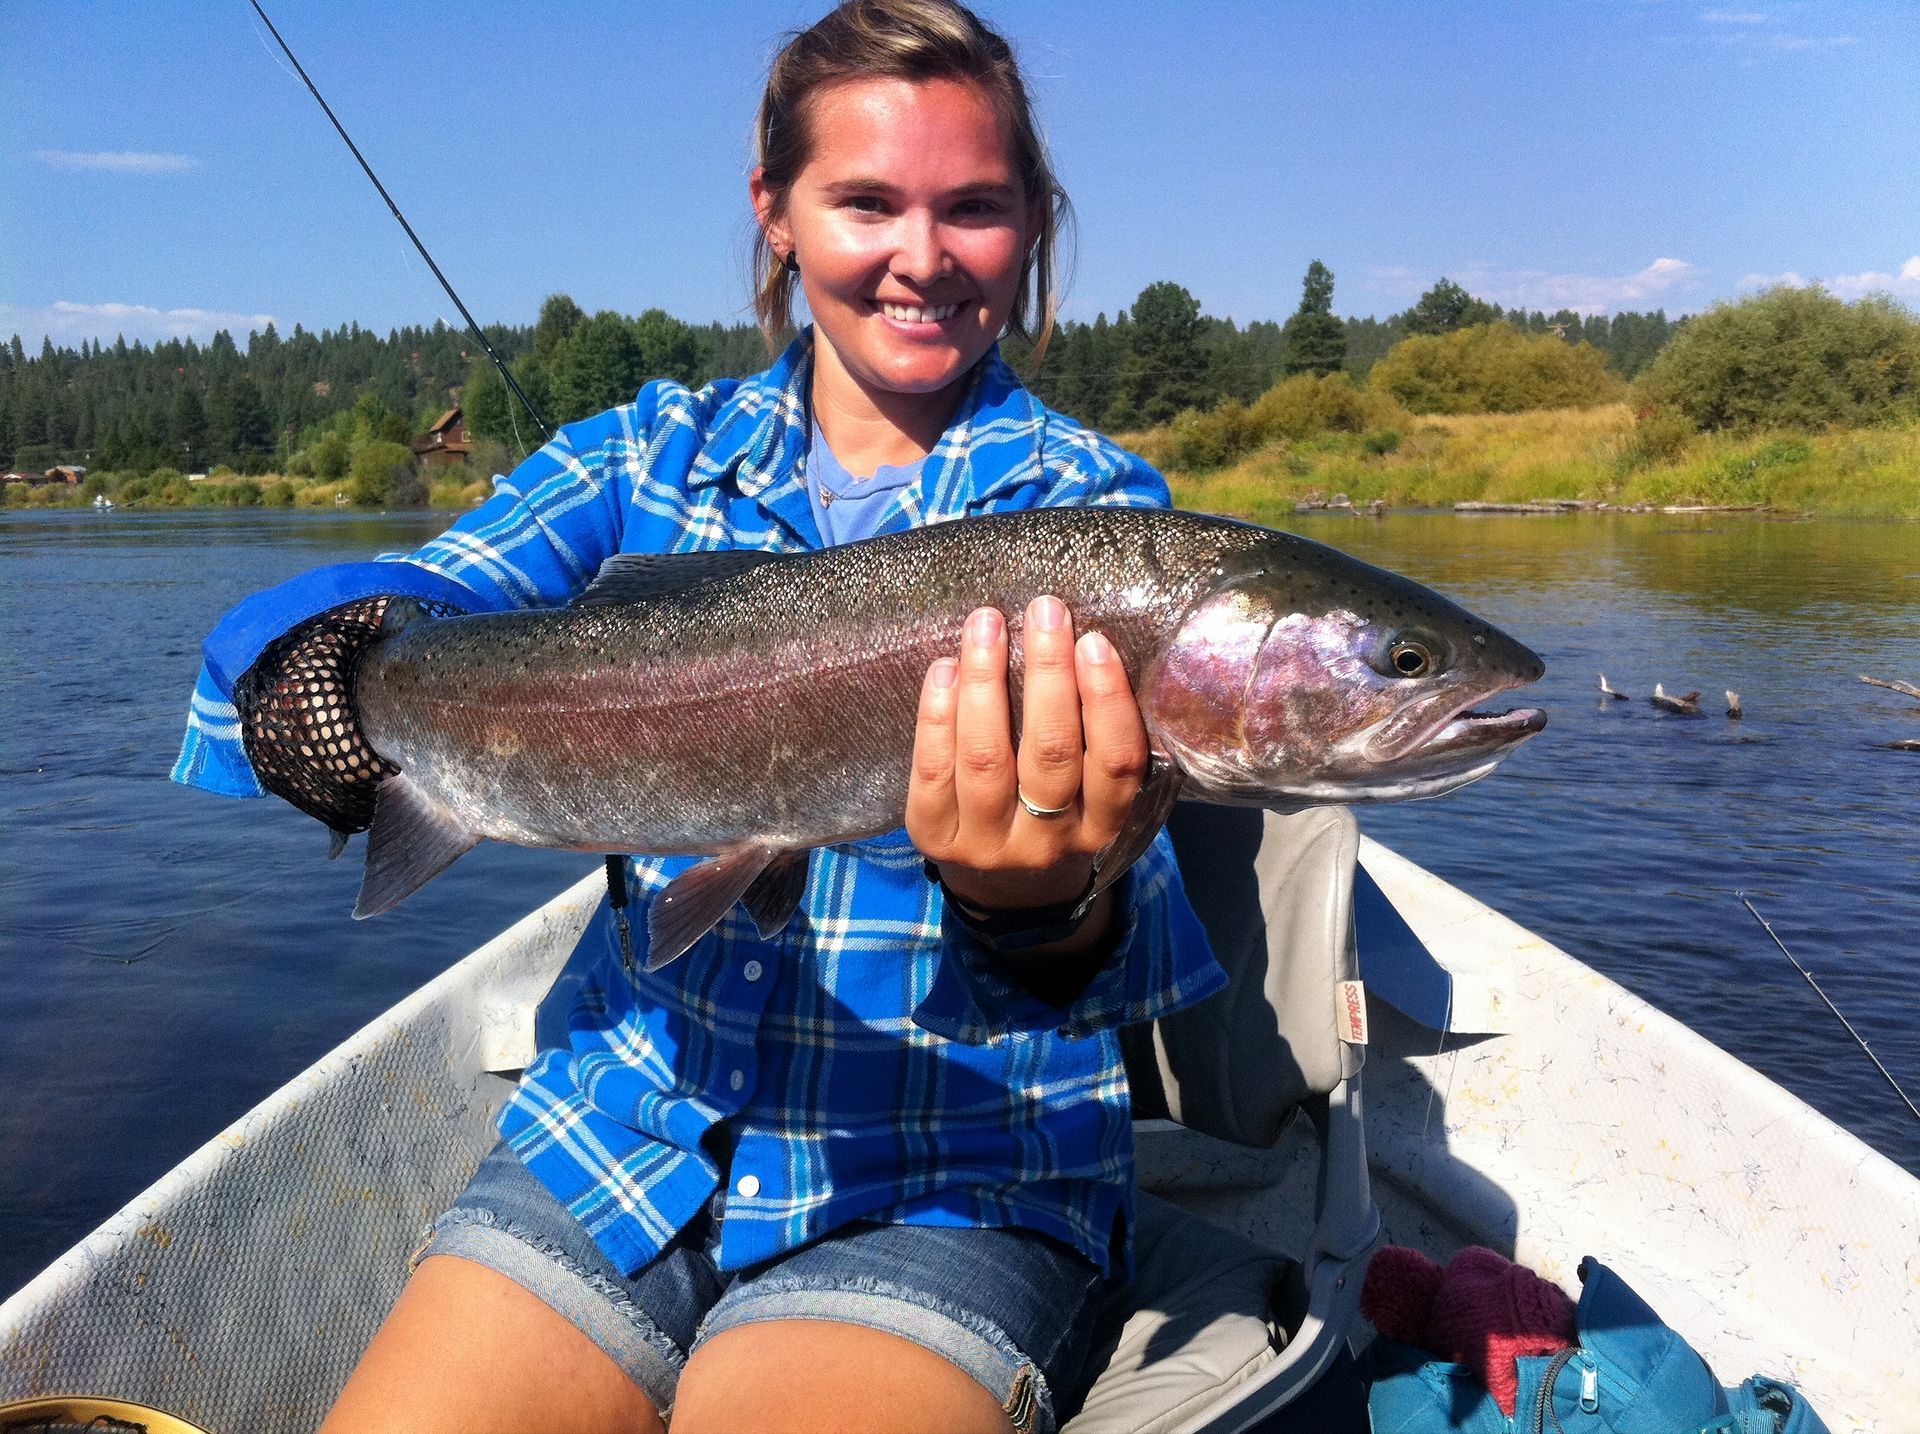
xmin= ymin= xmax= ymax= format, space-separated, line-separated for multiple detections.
xmin=647 ymin=843 xmax=781 ymax=971
xmin=1090 ymin=757 xmax=1185 ymax=903
xmin=354 ymin=774 xmax=479 ymax=918
xmin=742 ymin=851 xmax=811 ymax=941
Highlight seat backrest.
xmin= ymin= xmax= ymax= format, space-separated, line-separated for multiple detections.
xmin=1122 ymin=802 xmax=1361 ymax=1148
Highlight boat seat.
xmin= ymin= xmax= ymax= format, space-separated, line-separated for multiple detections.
xmin=1062 ymin=803 xmax=1380 ymax=1433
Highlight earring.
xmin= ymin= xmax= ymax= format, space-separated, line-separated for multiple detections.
xmin=783 ymin=251 xmax=800 ymax=275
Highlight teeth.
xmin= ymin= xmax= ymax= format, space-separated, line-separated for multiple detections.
xmin=881 ymin=301 xmax=960 ymax=323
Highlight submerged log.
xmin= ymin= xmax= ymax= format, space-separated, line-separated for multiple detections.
xmin=1649 ymin=683 xmax=1703 ymax=716
xmin=1598 ymin=673 xmax=1631 ymax=701
xmin=1888 ymin=740 xmax=1920 ymax=752
xmin=1859 ymin=674 xmax=1920 ymax=701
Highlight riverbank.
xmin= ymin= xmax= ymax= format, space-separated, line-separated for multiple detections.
xmin=1148 ymin=404 xmax=1920 ymax=522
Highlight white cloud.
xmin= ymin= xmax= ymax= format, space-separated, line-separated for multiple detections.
xmin=1766 ymin=32 xmax=1856 ymax=49
xmin=0 ymin=301 xmax=277 ymax=348
xmin=1363 ymin=258 xmax=1704 ymax=315
xmin=34 ymin=149 xmax=200 ymax=175
xmin=1738 ymin=258 xmax=1920 ymax=301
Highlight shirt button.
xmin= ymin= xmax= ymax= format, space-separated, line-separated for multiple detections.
xmin=735 ymin=1174 xmax=761 ymax=1199
xmin=743 ymin=960 xmax=764 ymax=982
xmin=729 ymin=1069 xmax=746 ymax=1092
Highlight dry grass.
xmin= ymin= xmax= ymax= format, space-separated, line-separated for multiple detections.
xmin=1162 ymin=404 xmax=1920 ymax=519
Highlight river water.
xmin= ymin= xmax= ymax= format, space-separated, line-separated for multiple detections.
xmin=2 ymin=506 xmax=1916 ymax=1300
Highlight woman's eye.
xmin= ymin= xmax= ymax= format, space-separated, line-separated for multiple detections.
xmin=843 ymin=195 xmax=888 ymax=215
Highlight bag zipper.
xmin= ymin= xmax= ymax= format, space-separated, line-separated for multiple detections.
xmin=1531 ymin=1348 xmax=1599 ymax=1432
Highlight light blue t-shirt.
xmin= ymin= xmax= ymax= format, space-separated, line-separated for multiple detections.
xmin=804 ymin=422 xmax=926 ymax=545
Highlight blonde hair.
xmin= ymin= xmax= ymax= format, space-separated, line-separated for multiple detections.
xmin=752 ymin=0 xmax=1070 ymax=365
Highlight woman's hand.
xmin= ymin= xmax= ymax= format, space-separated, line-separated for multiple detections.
xmin=906 ymin=595 xmax=1150 ymax=921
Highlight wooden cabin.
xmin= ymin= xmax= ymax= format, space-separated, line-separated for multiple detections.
xmin=410 ymin=408 xmax=472 ymax=470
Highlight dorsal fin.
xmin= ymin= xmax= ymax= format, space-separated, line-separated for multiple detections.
xmin=573 ymin=550 xmax=782 ymax=608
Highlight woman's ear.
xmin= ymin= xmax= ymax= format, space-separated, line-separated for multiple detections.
xmin=750 ymin=167 xmax=789 ymax=254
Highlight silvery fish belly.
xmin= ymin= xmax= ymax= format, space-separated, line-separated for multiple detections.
xmin=349 ymin=506 xmax=1547 ymax=966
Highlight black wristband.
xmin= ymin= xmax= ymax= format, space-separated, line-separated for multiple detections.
xmin=923 ymin=860 xmax=1100 ymax=955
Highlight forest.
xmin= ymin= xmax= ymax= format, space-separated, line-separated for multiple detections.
xmin=0 ymin=267 xmax=1680 ymax=483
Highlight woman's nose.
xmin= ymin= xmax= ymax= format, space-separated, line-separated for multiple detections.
xmin=891 ymin=215 xmax=952 ymax=285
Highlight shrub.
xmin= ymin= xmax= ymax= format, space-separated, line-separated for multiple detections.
xmin=262 ymin=480 xmax=298 ymax=506
xmin=1369 ymin=324 xmax=1627 ymax=414
xmin=1363 ymin=428 xmax=1403 ymax=456
xmin=1623 ymin=408 xmax=1697 ymax=470
xmin=1634 ymin=285 xmax=1920 ymax=432
xmin=1250 ymin=371 xmax=1403 ymax=438
xmin=348 ymin=441 xmax=426 ymax=508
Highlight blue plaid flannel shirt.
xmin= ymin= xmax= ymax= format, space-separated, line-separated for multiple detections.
xmin=173 ymin=334 xmax=1224 ymax=1278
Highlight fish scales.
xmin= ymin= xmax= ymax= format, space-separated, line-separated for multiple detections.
xmin=355 ymin=508 xmax=1260 ymax=854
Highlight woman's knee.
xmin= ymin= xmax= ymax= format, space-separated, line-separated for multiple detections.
xmin=320 ymin=1253 xmax=664 ymax=1434
xmin=672 ymin=1319 xmax=1014 ymax=1434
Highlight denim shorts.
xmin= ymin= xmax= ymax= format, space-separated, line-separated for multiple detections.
xmin=413 ymin=1142 xmax=1110 ymax=1433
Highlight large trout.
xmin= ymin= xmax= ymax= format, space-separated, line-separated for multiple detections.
xmin=314 ymin=507 xmax=1544 ymax=964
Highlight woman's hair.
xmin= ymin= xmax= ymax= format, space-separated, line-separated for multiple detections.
xmin=752 ymin=0 xmax=1071 ymax=365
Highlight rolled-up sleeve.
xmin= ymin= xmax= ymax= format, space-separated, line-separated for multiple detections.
xmin=912 ymin=831 xmax=1224 ymax=1045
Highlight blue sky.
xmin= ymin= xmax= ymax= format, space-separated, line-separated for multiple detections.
xmin=3 ymin=1 xmax=1915 ymax=350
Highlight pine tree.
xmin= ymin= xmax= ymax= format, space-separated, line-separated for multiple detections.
xmin=1281 ymin=260 xmax=1347 ymax=377
xmin=1119 ymin=282 xmax=1209 ymax=425
xmin=1404 ymin=279 xmax=1498 ymax=336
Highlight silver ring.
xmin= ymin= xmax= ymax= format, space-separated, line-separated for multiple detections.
xmin=1017 ymin=786 xmax=1075 ymax=819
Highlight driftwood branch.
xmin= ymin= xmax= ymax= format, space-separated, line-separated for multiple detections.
xmin=1860 ymin=674 xmax=1920 ymax=700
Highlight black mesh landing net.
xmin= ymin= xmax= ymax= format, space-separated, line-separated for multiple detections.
xmin=233 ymin=595 xmax=456 ymax=836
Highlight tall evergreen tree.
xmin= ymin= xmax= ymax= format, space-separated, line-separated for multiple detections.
xmin=1119 ymin=282 xmax=1210 ymax=425
xmin=1281 ymin=260 xmax=1347 ymax=377
xmin=1404 ymin=279 xmax=1498 ymax=336
xmin=533 ymin=294 xmax=587 ymax=361
xmin=170 ymin=385 xmax=210 ymax=466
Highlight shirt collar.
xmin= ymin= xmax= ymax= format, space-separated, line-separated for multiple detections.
xmin=689 ymin=329 xmax=1049 ymax=522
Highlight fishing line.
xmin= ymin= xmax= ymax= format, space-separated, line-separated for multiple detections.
xmin=243 ymin=0 xmax=552 ymax=445
xmin=1738 ymin=892 xmax=1920 ymax=1124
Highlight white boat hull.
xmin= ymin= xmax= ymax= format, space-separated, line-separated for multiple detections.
xmin=3 ymin=845 xmax=1915 ymax=1429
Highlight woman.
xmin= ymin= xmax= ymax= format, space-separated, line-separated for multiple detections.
xmin=175 ymin=3 xmax=1222 ymax=1429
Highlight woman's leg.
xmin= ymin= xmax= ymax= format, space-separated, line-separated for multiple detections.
xmin=320 ymin=1253 xmax=663 ymax=1434
xmin=671 ymin=1218 xmax=1108 ymax=1433
xmin=671 ymin=1319 xmax=1011 ymax=1434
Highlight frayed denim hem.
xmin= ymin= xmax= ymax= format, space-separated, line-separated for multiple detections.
xmin=423 ymin=1204 xmax=685 ymax=1409
xmin=695 ymin=1272 xmax=1058 ymax=1434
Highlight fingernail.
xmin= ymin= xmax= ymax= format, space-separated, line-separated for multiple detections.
xmin=930 ymin=658 xmax=958 ymax=689
xmin=1079 ymin=632 xmax=1113 ymax=663
xmin=1031 ymin=595 xmax=1065 ymax=631
xmin=968 ymin=608 xmax=1003 ymax=645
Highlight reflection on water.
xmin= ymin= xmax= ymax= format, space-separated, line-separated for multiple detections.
xmin=1 ymin=507 xmax=1916 ymax=1301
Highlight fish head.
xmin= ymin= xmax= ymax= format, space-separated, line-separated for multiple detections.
xmin=1141 ymin=534 xmax=1546 ymax=808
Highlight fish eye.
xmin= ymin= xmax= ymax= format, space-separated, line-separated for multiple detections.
xmin=1387 ymin=637 xmax=1436 ymax=679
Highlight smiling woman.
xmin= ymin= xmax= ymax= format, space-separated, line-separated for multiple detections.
xmin=154 ymin=3 xmax=1241 ymax=1433
xmin=754 ymin=76 xmax=1036 ymax=464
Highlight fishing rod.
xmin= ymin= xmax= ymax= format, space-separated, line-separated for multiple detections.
xmin=245 ymin=0 xmax=552 ymax=445
xmin=244 ymin=2 xmax=658 ymax=955
xmin=1738 ymin=892 xmax=1920 ymax=1124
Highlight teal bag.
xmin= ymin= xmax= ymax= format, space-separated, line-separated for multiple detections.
xmin=1361 ymin=1257 xmax=1830 ymax=1434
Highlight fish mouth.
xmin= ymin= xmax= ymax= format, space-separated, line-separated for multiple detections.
xmin=1362 ymin=665 xmax=1548 ymax=766
xmin=1417 ymin=704 xmax=1549 ymax=760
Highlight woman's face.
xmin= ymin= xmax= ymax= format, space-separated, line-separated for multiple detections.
xmin=756 ymin=76 xmax=1035 ymax=428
